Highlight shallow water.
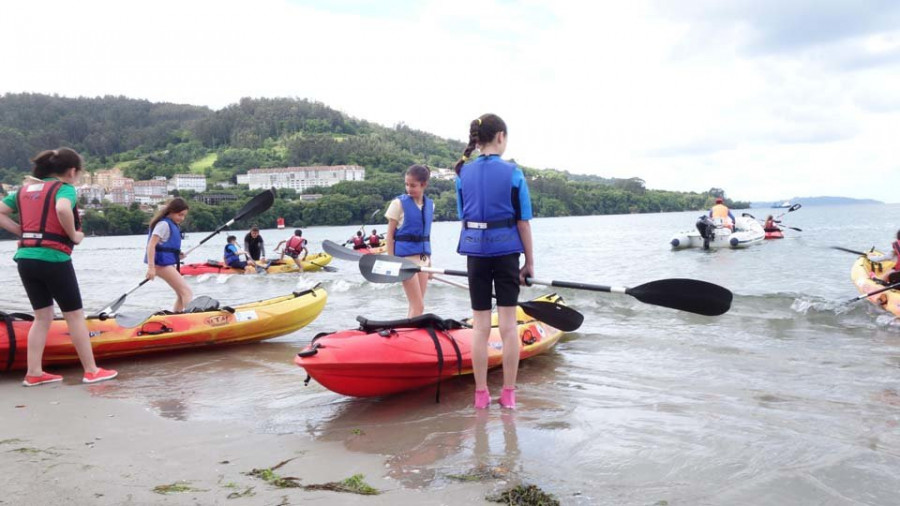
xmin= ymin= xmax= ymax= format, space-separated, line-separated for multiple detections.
xmin=3 ymin=204 xmax=900 ymax=504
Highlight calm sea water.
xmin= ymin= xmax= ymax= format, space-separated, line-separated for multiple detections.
xmin=2 ymin=204 xmax=900 ymax=505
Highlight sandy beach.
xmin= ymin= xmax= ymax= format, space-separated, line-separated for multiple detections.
xmin=0 ymin=377 xmax=501 ymax=505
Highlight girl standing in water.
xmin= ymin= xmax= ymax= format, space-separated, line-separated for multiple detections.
xmin=0 ymin=148 xmax=117 ymax=385
xmin=454 ymin=114 xmax=534 ymax=410
xmin=385 ymin=164 xmax=434 ymax=318
xmin=145 ymin=198 xmax=192 ymax=312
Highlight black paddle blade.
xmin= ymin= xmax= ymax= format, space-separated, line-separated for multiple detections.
xmin=741 ymin=212 xmax=756 ymax=219
xmin=831 ymin=246 xmax=868 ymax=256
xmin=626 ymin=278 xmax=732 ymax=316
xmin=518 ymin=301 xmax=584 ymax=332
xmin=235 ymin=188 xmax=276 ymax=222
xmin=310 ymin=262 xmax=338 ymax=272
xmin=788 ymin=203 xmax=802 ymax=212
xmin=323 ymin=239 xmax=363 ymax=261
xmin=359 ymin=254 xmax=419 ymax=283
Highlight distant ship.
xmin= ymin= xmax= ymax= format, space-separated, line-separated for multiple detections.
xmin=772 ymin=201 xmax=792 ymax=208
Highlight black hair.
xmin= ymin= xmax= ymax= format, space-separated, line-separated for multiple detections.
xmin=227 ymin=235 xmax=237 ymax=242
xmin=371 ymin=229 xmax=377 ymax=234
xmin=294 ymin=229 xmax=303 ymax=237
xmin=32 ymin=147 xmax=82 ymax=178
xmin=250 ymin=226 xmax=260 ymax=233
xmin=452 ymin=114 xmax=507 ymax=174
xmin=357 ymin=231 xmax=363 ymax=237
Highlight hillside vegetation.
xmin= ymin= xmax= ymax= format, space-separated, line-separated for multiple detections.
xmin=0 ymin=93 xmax=746 ymax=234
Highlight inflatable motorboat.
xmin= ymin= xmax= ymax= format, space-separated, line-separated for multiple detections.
xmin=670 ymin=215 xmax=765 ymax=250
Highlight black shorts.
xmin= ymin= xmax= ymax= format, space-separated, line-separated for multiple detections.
xmin=16 ymin=258 xmax=83 ymax=312
xmin=466 ymin=254 xmax=521 ymax=311
xmin=228 ymin=260 xmax=248 ymax=269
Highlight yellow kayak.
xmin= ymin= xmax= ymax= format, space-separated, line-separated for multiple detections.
xmin=850 ymin=252 xmax=900 ymax=317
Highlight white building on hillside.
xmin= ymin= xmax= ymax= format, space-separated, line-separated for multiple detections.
xmin=169 ymin=174 xmax=207 ymax=193
xmin=237 ymin=165 xmax=365 ymax=191
xmin=134 ymin=179 xmax=169 ymax=205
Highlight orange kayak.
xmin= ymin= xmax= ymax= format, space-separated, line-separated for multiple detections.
xmin=1 ymin=287 xmax=327 ymax=372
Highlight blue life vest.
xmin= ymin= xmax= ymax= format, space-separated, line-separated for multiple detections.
xmin=224 ymin=244 xmax=241 ymax=265
xmin=146 ymin=217 xmax=182 ymax=266
xmin=394 ymin=194 xmax=432 ymax=257
xmin=457 ymin=156 xmax=524 ymax=257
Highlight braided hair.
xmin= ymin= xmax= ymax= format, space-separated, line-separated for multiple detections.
xmin=452 ymin=114 xmax=507 ymax=174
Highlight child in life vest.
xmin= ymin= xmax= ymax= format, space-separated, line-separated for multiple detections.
xmin=0 ymin=148 xmax=117 ymax=386
xmin=385 ymin=165 xmax=434 ymax=318
xmin=145 ymin=198 xmax=193 ymax=312
xmin=276 ymin=229 xmax=309 ymax=262
xmin=224 ymin=235 xmax=257 ymax=273
xmin=453 ymin=114 xmax=534 ymax=410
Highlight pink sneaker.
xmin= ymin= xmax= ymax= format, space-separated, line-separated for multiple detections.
xmin=499 ymin=387 xmax=516 ymax=410
xmin=83 ymin=368 xmax=118 ymax=384
xmin=22 ymin=372 xmax=63 ymax=387
xmin=474 ymin=389 xmax=490 ymax=409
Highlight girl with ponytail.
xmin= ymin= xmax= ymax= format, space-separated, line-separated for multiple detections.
xmin=145 ymin=197 xmax=192 ymax=312
xmin=0 ymin=148 xmax=117 ymax=386
xmin=454 ymin=114 xmax=535 ymax=410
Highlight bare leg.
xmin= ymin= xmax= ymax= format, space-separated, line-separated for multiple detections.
xmin=497 ymin=305 xmax=520 ymax=388
xmin=401 ymin=273 xmax=426 ymax=318
xmin=156 ymin=266 xmax=192 ymax=312
xmin=25 ymin=306 xmax=54 ymax=377
xmin=62 ymin=308 xmax=98 ymax=374
xmin=471 ymin=310 xmax=492 ymax=391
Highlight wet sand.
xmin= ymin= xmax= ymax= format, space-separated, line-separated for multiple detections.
xmin=0 ymin=377 xmax=500 ymax=505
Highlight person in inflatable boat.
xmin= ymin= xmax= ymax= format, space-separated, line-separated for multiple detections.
xmin=709 ymin=197 xmax=735 ymax=230
xmin=866 ymin=229 xmax=900 ymax=285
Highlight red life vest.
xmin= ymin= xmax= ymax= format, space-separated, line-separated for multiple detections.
xmin=285 ymin=236 xmax=307 ymax=256
xmin=17 ymin=180 xmax=80 ymax=255
xmin=368 ymin=234 xmax=380 ymax=247
xmin=352 ymin=236 xmax=366 ymax=249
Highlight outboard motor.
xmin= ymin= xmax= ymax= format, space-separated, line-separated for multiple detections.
xmin=696 ymin=215 xmax=716 ymax=250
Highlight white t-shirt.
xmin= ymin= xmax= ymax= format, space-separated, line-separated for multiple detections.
xmin=151 ymin=221 xmax=171 ymax=242
xmin=385 ymin=197 xmax=434 ymax=228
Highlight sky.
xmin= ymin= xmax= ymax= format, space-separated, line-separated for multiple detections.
xmin=2 ymin=0 xmax=899 ymax=203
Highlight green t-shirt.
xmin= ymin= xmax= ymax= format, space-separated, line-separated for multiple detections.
xmin=2 ymin=178 xmax=78 ymax=262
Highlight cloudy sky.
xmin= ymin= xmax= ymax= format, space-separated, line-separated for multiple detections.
xmin=2 ymin=0 xmax=899 ymax=202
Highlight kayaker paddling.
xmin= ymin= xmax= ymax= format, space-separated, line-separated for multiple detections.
xmin=454 ymin=113 xmax=535 ymax=410
xmin=866 ymin=229 xmax=900 ymax=285
xmin=385 ymin=164 xmax=434 ymax=318
xmin=0 ymin=147 xmax=117 ymax=386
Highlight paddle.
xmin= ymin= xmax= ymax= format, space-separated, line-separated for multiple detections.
xmin=831 ymin=246 xmax=871 ymax=256
xmin=94 ymin=189 xmax=276 ymax=316
xmin=846 ymin=281 xmax=900 ymax=304
xmin=114 ymin=295 xmax=222 ymax=328
xmin=357 ymin=254 xmax=584 ymax=331
xmin=360 ymin=254 xmax=732 ymax=317
xmin=94 ymin=279 xmax=150 ymax=316
xmin=775 ymin=203 xmax=802 ymax=220
xmin=183 ymin=188 xmax=276 ymax=257
xmin=323 ymin=239 xmax=366 ymax=261
xmin=741 ymin=213 xmax=802 ymax=232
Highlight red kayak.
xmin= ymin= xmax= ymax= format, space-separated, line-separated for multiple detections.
xmin=764 ymin=229 xmax=784 ymax=239
xmin=294 ymin=294 xmax=565 ymax=397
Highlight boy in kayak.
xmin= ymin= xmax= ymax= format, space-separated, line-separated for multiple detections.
xmin=368 ymin=229 xmax=381 ymax=248
xmin=385 ymin=164 xmax=434 ymax=318
xmin=454 ymin=114 xmax=534 ymax=410
xmin=350 ymin=231 xmax=367 ymax=250
xmin=0 ymin=148 xmax=117 ymax=386
xmin=276 ymin=229 xmax=309 ymax=263
xmin=224 ymin=235 xmax=257 ymax=273
xmin=867 ymin=229 xmax=900 ymax=285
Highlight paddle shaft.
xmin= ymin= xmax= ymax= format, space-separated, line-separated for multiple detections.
xmin=418 ymin=267 xmax=623 ymax=294
xmin=850 ymin=281 xmax=900 ymax=302
xmin=183 ymin=218 xmax=237 ymax=257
